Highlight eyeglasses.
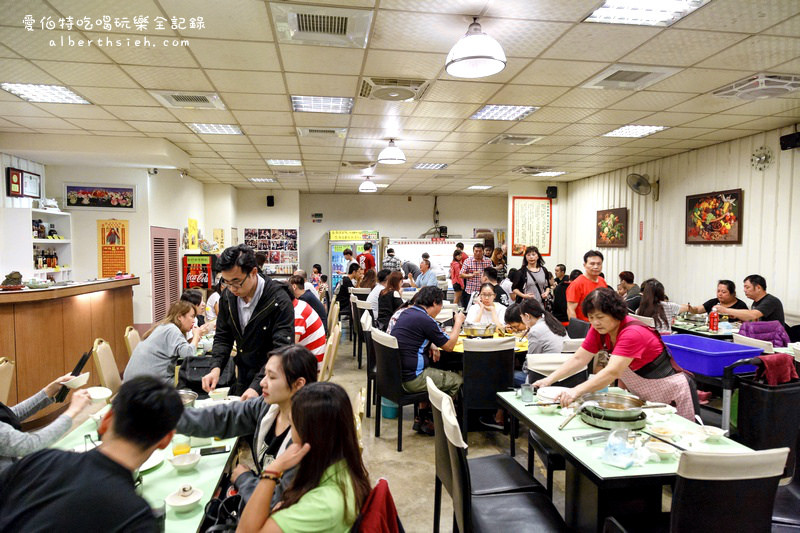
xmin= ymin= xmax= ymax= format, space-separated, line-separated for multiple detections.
xmin=220 ymin=276 xmax=248 ymax=289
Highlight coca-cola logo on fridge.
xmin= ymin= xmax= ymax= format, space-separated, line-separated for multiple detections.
xmin=183 ymin=255 xmax=213 ymax=289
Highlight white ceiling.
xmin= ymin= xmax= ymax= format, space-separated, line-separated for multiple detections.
xmin=0 ymin=0 xmax=799 ymax=196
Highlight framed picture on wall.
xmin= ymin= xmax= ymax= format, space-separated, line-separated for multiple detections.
xmin=64 ymin=183 xmax=136 ymax=211
xmin=22 ymin=171 xmax=41 ymax=198
xmin=596 ymin=208 xmax=628 ymax=248
xmin=685 ymin=188 xmax=742 ymax=244
xmin=5 ymin=167 xmax=23 ymax=197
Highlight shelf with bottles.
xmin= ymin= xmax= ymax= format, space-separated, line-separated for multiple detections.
xmin=31 ymin=210 xmax=71 ymax=241
xmin=33 ymin=238 xmax=71 ymax=244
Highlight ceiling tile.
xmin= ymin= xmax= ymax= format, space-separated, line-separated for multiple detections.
xmin=680 ymin=114 xmax=762 ymax=128
xmin=280 ymin=45 xmax=364 ymax=75
xmin=512 ymin=59 xmax=609 ymax=86
xmin=763 ymin=13 xmax=800 ymax=36
xmin=524 ymin=106 xmax=599 ymax=123
xmin=67 ymin=118 xmax=136 ymax=131
xmin=161 ymin=0 xmax=274 ymax=41
xmin=190 ymin=39 xmax=280 ymax=71
xmin=609 ymin=91 xmax=695 ymax=111
xmin=720 ymin=97 xmax=800 ymax=115
xmin=121 ymin=65 xmax=214 ymax=90
xmin=0 ymin=101 xmax=55 ymax=117
xmin=0 ymin=27 xmax=110 ymax=63
xmin=548 ymin=87 xmax=631 ymax=108
xmin=206 ymin=70 xmax=286 ymax=93
xmin=620 ymin=29 xmax=748 ymax=67
xmin=485 ymin=0 xmax=603 ymax=22
xmin=542 ymin=24 xmax=661 ymax=62
xmin=72 ymin=87 xmax=160 ymax=106
xmin=34 ymin=103 xmax=116 ymax=119
xmin=668 ymin=94 xmax=745 ymax=114
xmin=478 ymin=19 xmax=573 ymax=58
xmin=637 ymin=111 xmax=707 ymax=126
xmin=103 ymin=105 xmax=177 ymax=121
xmin=646 ymin=68 xmax=755 ymax=94
xmin=285 ymin=73 xmax=358 ymax=96
xmin=293 ymin=114 xmax=350 ymax=127
xmin=425 ymin=80 xmax=502 ymax=103
xmin=232 ymin=110 xmax=294 ymax=126
xmin=697 ymin=35 xmax=800 ymax=71
xmin=581 ymin=109 xmax=650 ymax=124
xmin=220 ymin=93 xmax=290 ymax=112
xmin=129 ymin=121 xmax=191 ymax=133
xmin=167 ymin=108 xmax=236 ymax=123
xmin=362 ymin=50 xmax=445 ymax=79
xmin=675 ymin=0 xmax=800 ymax=33
xmin=505 ymin=121 xmax=570 ymax=135
xmin=413 ymin=101 xmax=478 ymax=119
xmin=488 ymin=85 xmax=569 ymax=106
xmin=32 ymin=60 xmax=135 ymax=88
xmin=370 ymin=11 xmax=467 ymax=53
xmin=7 ymin=116 xmax=78 ymax=129
xmin=0 ymin=58 xmax=60 ymax=84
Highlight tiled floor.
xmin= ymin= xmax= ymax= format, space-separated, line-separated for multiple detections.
xmin=331 ymin=333 xmax=567 ymax=533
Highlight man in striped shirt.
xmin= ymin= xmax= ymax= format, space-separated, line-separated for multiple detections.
xmin=293 ymin=299 xmax=327 ymax=369
xmin=459 ymin=243 xmax=492 ymax=308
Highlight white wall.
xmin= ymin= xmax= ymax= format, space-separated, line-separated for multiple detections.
xmin=45 ymin=165 xmax=152 ymax=322
xmin=562 ymin=125 xmax=800 ymax=324
xmin=148 ymin=169 xmax=206 ymax=238
xmin=0 ymin=153 xmax=46 ymax=276
xmin=506 ymin=181 xmax=565 ymax=270
xmin=298 ymin=194 xmax=507 ymax=272
xmin=236 ymin=190 xmax=300 ymax=245
xmin=204 ymin=184 xmax=237 ymax=249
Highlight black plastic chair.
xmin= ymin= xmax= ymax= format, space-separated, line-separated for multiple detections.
xmin=603 ymin=448 xmax=789 ymax=533
xmin=371 ymin=329 xmax=428 ymax=452
xmin=439 ymin=383 xmax=568 ymax=533
xmin=461 ymin=337 xmax=515 ymax=442
xmin=567 ymin=317 xmax=590 ymax=339
xmin=773 ymin=433 xmax=800 ymax=529
xmin=427 ymin=377 xmax=544 ymax=533
xmin=363 ymin=327 xmax=377 ymax=418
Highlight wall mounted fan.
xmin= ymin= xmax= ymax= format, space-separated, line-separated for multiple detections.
xmin=626 ymin=173 xmax=659 ymax=201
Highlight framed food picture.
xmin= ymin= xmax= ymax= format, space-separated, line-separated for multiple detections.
xmin=64 ymin=183 xmax=136 ymax=211
xmin=596 ymin=208 xmax=628 ymax=248
xmin=685 ymin=188 xmax=742 ymax=244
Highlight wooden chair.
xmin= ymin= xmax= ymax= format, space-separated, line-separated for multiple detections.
xmin=630 ymin=314 xmax=656 ymax=328
xmin=0 ymin=357 xmax=15 ymax=405
xmin=92 ymin=338 xmax=122 ymax=395
xmin=354 ymin=386 xmax=366 ymax=453
xmin=327 ymin=300 xmax=340 ymax=334
xmin=732 ymin=332 xmax=774 ymax=354
xmin=123 ymin=326 xmax=140 ymax=358
xmin=319 ymin=324 xmax=341 ymax=382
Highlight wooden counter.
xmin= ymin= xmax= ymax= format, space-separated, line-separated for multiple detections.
xmin=0 ymin=278 xmax=139 ymax=420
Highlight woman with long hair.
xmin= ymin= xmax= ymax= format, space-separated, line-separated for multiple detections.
xmin=177 ymin=345 xmax=318 ymax=505
xmin=123 ymin=300 xmax=201 ymax=384
xmin=511 ymin=246 xmax=554 ymax=305
xmin=449 ymin=249 xmax=464 ymax=305
xmin=636 ymin=278 xmax=689 ymax=334
xmin=465 ymin=283 xmax=506 ymax=327
xmin=358 ymin=268 xmax=377 ymax=290
xmin=377 ymin=271 xmax=404 ymax=331
xmin=505 ymin=299 xmax=569 ymax=389
xmin=490 ymin=247 xmax=507 ymax=282
xmin=238 ymin=382 xmax=371 ymax=533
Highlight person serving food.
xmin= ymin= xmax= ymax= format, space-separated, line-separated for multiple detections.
xmin=533 ymin=287 xmax=697 ymax=420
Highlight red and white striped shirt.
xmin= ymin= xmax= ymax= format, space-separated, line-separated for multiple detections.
xmin=293 ymin=299 xmax=326 ymax=362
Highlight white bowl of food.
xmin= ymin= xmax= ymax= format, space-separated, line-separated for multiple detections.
xmin=168 ymin=452 xmax=201 ymax=473
xmin=537 ymin=401 xmax=559 ymax=414
xmin=86 ymin=386 xmax=112 ymax=404
xmin=166 ymin=484 xmax=203 ymax=513
xmin=646 ymin=441 xmax=676 ymax=461
xmin=703 ymin=426 xmax=726 ymax=443
xmin=649 ymin=426 xmax=675 ymax=440
xmin=209 ymin=387 xmax=230 ymax=401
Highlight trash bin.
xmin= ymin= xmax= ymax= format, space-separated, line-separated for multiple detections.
xmin=381 ymin=398 xmax=399 ymax=419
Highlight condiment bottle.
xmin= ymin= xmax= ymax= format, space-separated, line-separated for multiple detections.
xmin=709 ymin=308 xmax=719 ymax=332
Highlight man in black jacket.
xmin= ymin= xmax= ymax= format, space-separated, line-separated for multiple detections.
xmin=202 ymin=245 xmax=295 ymax=400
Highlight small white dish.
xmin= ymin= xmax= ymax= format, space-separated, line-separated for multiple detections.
xmin=536 ymin=386 xmax=568 ymax=402
xmin=703 ymin=426 xmax=726 ymax=443
xmin=64 ymin=372 xmax=90 ymax=389
xmin=168 ymin=452 xmax=201 ymax=472
xmin=646 ymin=441 xmax=676 ymax=461
xmin=140 ymin=449 xmax=164 ymax=471
xmin=86 ymin=386 xmax=112 ymax=403
xmin=166 ymin=485 xmax=203 ymax=513
xmin=536 ymin=402 xmax=559 ymax=414
xmin=209 ymin=387 xmax=230 ymax=401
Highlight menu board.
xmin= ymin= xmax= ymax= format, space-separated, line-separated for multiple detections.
xmin=97 ymin=219 xmax=130 ymax=277
xmin=511 ymin=196 xmax=552 ymax=256
xmin=244 ymin=228 xmax=298 ymax=274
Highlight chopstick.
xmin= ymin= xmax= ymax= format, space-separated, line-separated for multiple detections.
xmin=524 ymin=401 xmax=561 ymax=406
xmin=642 ymin=430 xmax=687 ymax=451
xmin=572 ymin=431 xmax=609 ymax=441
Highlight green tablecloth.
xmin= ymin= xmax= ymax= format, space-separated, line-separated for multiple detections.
xmin=497 ymin=391 xmax=751 ymax=480
xmin=672 ymin=321 xmax=738 ymax=338
xmin=54 ymin=403 xmax=237 ymax=533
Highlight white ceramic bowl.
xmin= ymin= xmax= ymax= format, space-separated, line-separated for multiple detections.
xmin=86 ymin=386 xmax=112 ymax=403
xmin=646 ymin=441 xmax=676 ymax=461
xmin=703 ymin=426 xmax=726 ymax=442
xmin=537 ymin=403 xmax=559 ymax=414
xmin=168 ymin=452 xmax=201 ymax=472
xmin=536 ymin=386 xmax=568 ymax=402
xmin=649 ymin=426 xmax=675 ymax=439
xmin=64 ymin=372 xmax=90 ymax=389
xmin=209 ymin=387 xmax=230 ymax=401
xmin=166 ymin=485 xmax=203 ymax=513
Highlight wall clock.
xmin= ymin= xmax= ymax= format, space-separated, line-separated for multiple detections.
xmin=750 ymin=146 xmax=773 ymax=171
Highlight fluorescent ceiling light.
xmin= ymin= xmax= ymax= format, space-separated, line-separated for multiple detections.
xmin=603 ymin=124 xmax=667 ymax=138
xmin=445 ymin=18 xmax=507 ymax=79
xmin=0 ymin=83 xmax=89 ymax=104
xmin=291 ymin=95 xmax=354 ymax=114
xmin=377 ymin=139 xmax=406 ymax=165
xmin=188 ymin=123 xmax=242 ymax=135
xmin=585 ymin=0 xmax=711 ymax=27
xmin=467 ymin=185 xmax=492 ymax=190
xmin=359 ymin=177 xmax=378 ymax=193
xmin=248 ymin=178 xmax=276 ymax=183
xmin=413 ymin=163 xmax=448 ymax=170
xmin=471 ymin=105 xmax=537 ymax=121
xmin=266 ymin=159 xmax=302 ymax=166
xmin=534 ymin=171 xmax=567 ymax=177
xmin=375 ymin=183 xmax=389 ymax=188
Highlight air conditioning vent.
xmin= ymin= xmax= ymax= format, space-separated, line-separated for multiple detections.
xmin=270 ymin=3 xmax=373 ymax=49
xmin=297 ymin=127 xmax=347 ymax=138
xmin=712 ymin=73 xmax=800 ymax=100
xmin=341 ymin=161 xmax=375 ymax=170
xmin=513 ymin=166 xmax=553 ymax=175
xmin=582 ymin=64 xmax=680 ymax=90
xmin=488 ymin=134 xmax=543 ymax=146
xmin=359 ymin=77 xmax=430 ymax=101
xmin=148 ymin=90 xmax=226 ymax=110
xmin=273 ymin=170 xmax=305 ymax=179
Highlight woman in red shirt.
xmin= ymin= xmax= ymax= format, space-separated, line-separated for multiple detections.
xmin=533 ymin=287 xmax=696 ymax=419
xmin=449 ymin=249 xmax=464 ymax=305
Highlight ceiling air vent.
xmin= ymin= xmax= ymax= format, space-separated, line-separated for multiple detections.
xmin=513 ymin=166 xmax=552 ymax=175
xmin=270 ymin=3 xmax=373 ymax=49
xmin=712 ymin=74 xmax=800 ymax=100
xmin=342 ymin=161 xmax=375 ymax=170
xmin=148 ymin=90 xmax=226 ymax=110
xmin=582 ymin=64 xmax=680 ymax=90
xmin=488 ymin=134 xmax=543 ymax=146
xmin=273 ymin=171 xmax=305 ymax=179
xmin=297 ymin=127 xmax=347 ymax=138
xmin=359 ymin=77 xmax=430 ymax=101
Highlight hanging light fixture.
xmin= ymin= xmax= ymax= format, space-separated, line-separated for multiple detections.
xmin=377 ymin=139 xmax=406 ymax=165
xmin=359 ymin=176 xmax=378 ymax=193
xmin=445 ymin=17 xmax=506 ymax=79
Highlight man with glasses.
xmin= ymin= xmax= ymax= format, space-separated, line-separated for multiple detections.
xmin=202 ymin=244 xmax=295 ymax=400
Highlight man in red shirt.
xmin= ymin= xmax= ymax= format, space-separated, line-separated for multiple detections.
xmin=357 ymin=242 xmax=376 ymax=272
xmin=459 ymin=243 xmax=492 ymax=308
xmin=566 ymin=250 xmax=608 ymax=321
xmin=293 ymin=298 xmax=327 ymax=369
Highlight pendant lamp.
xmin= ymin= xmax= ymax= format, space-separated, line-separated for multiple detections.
xmin=445 ymin=17 xmax=506 ymax=79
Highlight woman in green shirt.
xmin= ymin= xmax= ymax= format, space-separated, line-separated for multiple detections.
xmin=238 ymin=382 xmax=371 ymax=533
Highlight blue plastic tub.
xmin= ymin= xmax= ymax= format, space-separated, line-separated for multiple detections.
xmin=663 ymin=334 xmax=762 ymax=376
xmin=381 ymin=398 xmax=399 ymax=419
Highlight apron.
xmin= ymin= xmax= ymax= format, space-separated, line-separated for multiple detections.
xmin=605 ymin=319 xmax=697 ymax=420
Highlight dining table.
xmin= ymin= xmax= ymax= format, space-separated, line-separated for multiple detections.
xmin=53 ymin=399 xmax=238 ymax=533
xmin=671 ymin=320 xmax=738 ymax=340
xmin=497 ymin=390 xmax=751 ymax=532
